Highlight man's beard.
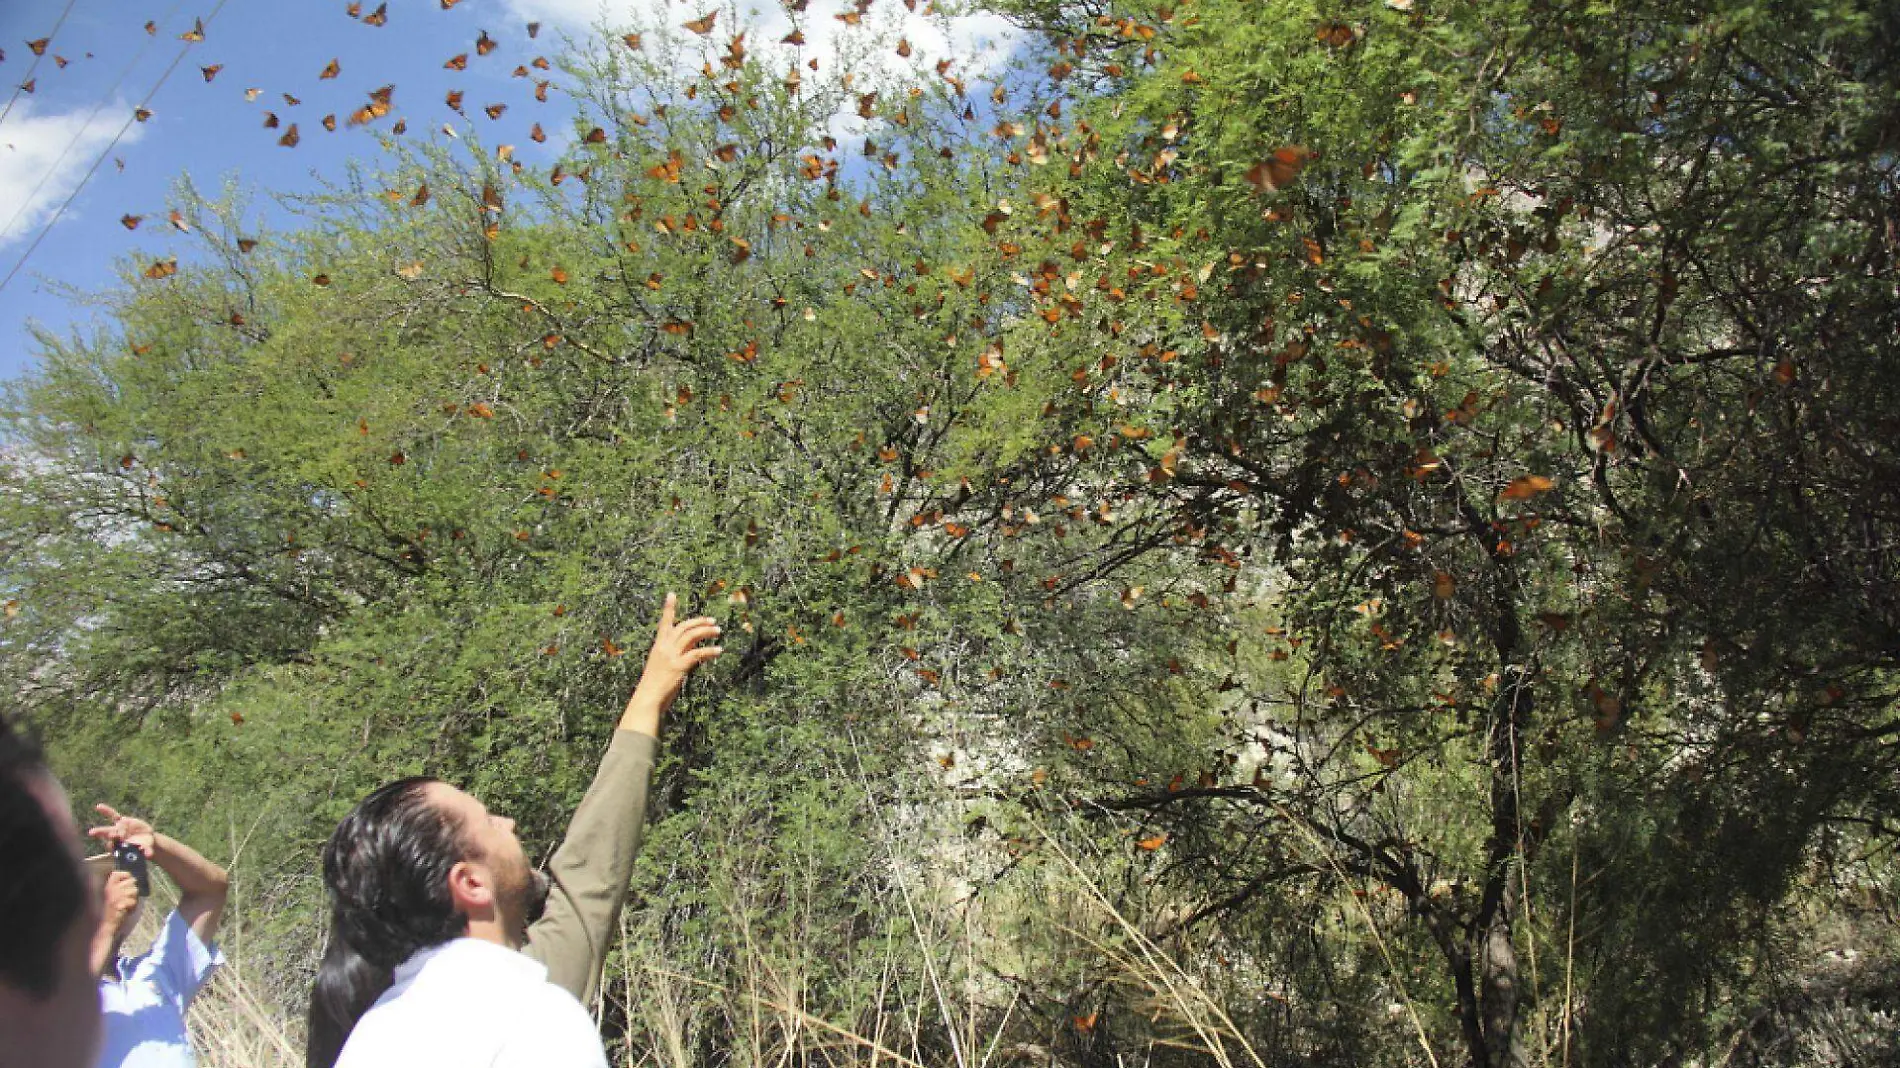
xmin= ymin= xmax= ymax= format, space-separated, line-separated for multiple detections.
xmin=490 ymin=853 xmax=551 ymax=944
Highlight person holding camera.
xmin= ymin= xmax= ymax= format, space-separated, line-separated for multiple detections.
xmin=307 ymin=594 xmax=721 ymax=1068
xmin=87 ymin=805 xmax=229 ymax=1068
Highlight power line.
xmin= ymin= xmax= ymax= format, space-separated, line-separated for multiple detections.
xmin=0 ymin=0 xmax=232 ymax=299
xmin=0 ymin=0 xmax=82 ymax=131
xmin=0 ymin=1 xmax=184 ymax=244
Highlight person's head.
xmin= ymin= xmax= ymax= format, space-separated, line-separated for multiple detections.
xmin=306 ymin=777 xmax=548 ymax=1068
xmin=0 ymin=717 xmax=101 ymax=1068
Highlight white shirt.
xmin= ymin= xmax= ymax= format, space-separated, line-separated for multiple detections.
xmin=334 ymin=938 xmax=608 ymax=1068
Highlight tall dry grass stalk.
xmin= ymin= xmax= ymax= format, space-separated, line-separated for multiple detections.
xmin=1273 ymin=804 xmax=1440 ymax=1068
xmin=1029 ymin=826 xmax=1266 ymax=1068
xmin=188 ymin=964 xmax=301 ymax=1068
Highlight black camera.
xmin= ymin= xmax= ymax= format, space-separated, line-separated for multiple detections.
xmin=113 ymin=841 xmax=150 ymax=897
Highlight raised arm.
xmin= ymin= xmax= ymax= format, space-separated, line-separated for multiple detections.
xmin=524 ymin=593 xmax=721 ymax=1003
xmin=88 ymin=806 xmax=230 ymax=946
xmin=89 ymin=869 xmax=142 ymax=976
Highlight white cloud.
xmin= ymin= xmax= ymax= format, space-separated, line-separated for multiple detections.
xmin=501 ymin=0 xmax=1021 ymax=83
xmin=500 ymin=0 xmax=1024 ymax=166
xmin=0 ymin=100 xmax=145 ymax=248
xmin=502 ymin=0 xmax=638 ymax=25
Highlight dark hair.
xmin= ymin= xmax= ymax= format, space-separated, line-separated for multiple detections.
xmin=306 ymin=777 xmax=470 ymax=1068
xmin=0 ymin=716 xmax=85 ymax=997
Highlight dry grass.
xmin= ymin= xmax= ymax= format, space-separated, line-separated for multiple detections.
xmin=162 ymin=765 xmax=1458 ymax=1068
xmin=603 ymin=751 xmax=1301 ymax=1068
xmin=188 ymin=964 xmax=300 ymax=1068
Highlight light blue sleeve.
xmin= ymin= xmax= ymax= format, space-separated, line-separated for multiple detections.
xmin=141 ymin=909 xmax=225 ymax=1008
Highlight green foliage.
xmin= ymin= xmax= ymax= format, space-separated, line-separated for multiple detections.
xmin=4 ymin=1 xmax=1899 ymax=1066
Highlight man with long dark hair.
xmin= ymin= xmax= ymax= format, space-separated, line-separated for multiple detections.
xmin=307 ymin=594 xmax=722 ymax=1068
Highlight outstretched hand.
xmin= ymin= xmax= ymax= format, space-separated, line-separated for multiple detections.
xmin=88 ymin=804 xmax=157 ymax=858
xmin=620 ymin=593 xmax=721 ymax=736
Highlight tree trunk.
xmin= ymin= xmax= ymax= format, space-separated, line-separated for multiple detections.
xmin=1476 ymin=666 xmax=1533 ymax=1068
xmin=1479 ymin=872 xmax=1527 ymax=1068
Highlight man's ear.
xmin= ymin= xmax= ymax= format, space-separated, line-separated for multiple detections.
xmin=447 ymin=859 xmax=496 ymax=916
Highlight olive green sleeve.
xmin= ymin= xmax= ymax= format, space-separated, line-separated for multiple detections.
xmin=523 ymin=729 xmax=658 ymax=1005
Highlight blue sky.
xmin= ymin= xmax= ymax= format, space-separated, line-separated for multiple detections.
xmin=0 ymin=0 xmax=1017 ymax=381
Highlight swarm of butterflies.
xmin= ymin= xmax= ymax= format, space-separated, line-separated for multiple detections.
xmin=8 ymin=0 xmax=1349 ymax=289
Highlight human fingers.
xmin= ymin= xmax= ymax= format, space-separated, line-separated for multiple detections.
xmin=659 ymin=592 xmax=677 ymax=631
xmin=685 ymin=646 xmax=724 ymax=667
xmin=94 ymin=803 xmax=122 ymax=822
xmin=672 ymin=614 xmax=718 ymax=631
xmin=670 ymin=619 xmax=722 ymax=649
xmin=102 ymin=871 xmax=140 ymax=909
